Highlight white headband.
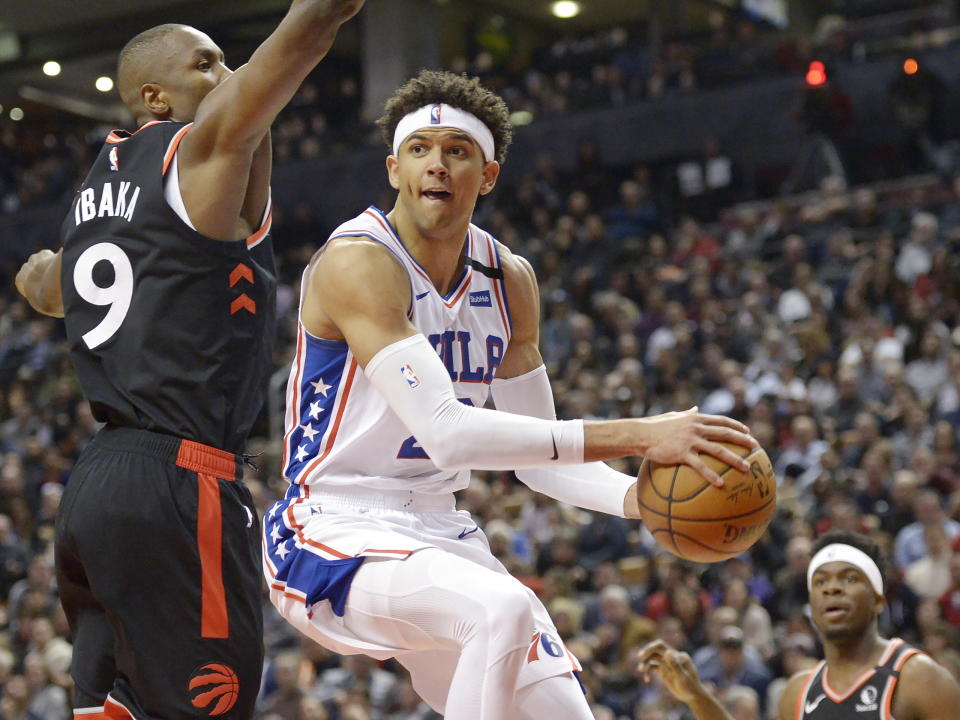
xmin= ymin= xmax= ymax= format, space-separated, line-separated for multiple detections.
xmin=392 ymin=103 xmax=496 ymax=163
xmin=807 ymin=543 xmax=884 ymax=596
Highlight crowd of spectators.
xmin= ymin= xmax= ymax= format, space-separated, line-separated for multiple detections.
xmin=2 ymin=129 xmax=960 ymax=716
xmin=0 ymin=5 xmax=960 ymax=719
xmin=6 ymin=3 xmax=960 ymax=217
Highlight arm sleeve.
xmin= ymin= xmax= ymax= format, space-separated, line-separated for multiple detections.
xmin=490 ymin=365 xmax=637 ymax=518
xmin=364 ymin=334 xmax=584 ymax=471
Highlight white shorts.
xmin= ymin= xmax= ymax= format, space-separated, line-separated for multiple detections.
xmin=262 ymin=483 xmax=581 ymax=693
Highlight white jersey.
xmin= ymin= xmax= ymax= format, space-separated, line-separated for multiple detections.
xmin=280 ymin=206 xmax=513 ymax=496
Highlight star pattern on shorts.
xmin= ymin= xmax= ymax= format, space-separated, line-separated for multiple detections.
xmin=308 ymin=400 xmax=323 ymax=420
xmin=275 ymin=541 xmax=291 ymax=560
xmin=295 ymin=444 xmax=309 ymax=463
xmin=300 ymin=422 xmax=318 ymax=442
xmin=270 ymin=523 xmax=283 ymax=543
xmin=310 ymin=378 xmax=332 ymax=397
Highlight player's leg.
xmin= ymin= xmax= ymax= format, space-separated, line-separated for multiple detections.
xmin=283 ymin=547 xmax=533 ymax=719
xmin=55 ymin=467 xmax=116 ymax=715
xmin=65 ymin=431 xmax=263 ymax=719
xmin=515 ymin=673 xmax=594 ymax=719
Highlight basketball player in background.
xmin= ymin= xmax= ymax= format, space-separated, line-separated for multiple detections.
xmin=264 ymin=69 xmax=757 ymax=720
xmin=14 ymin=2 xmax=364 ymax=718
xmin=638 ymin=531 xmax=960 ymax=720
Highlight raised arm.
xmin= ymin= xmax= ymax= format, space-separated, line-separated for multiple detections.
xmin=15 ymin=249 xmax=64 ymax=318
xmin=176 ymin=0 xmax=364 ymax=240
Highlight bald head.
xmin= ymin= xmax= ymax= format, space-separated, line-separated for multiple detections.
xmin=117 ymin=24 xmax=189 ymax=121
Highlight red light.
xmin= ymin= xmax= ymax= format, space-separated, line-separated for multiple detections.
xmin=904 ymin=58 xmax=918 ymax=75
xmin=806 ymin=60 xmax=827 ymax=87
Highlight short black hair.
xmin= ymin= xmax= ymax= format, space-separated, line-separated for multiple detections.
xmin=377 ymin=69 xmax=513 ymax=164
xmin=117 ymin=23 xmax=188 ymax=119
xmin=811 ymin=530 xmax=887 ymax=583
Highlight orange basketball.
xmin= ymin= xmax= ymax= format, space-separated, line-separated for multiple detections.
xmin=636 ymin=442 xmax=777 ymax=563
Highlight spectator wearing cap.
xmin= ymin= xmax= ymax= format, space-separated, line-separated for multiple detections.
xmin=693 ymin=606 xmax=767 ymax=674
xmin=894 ymin=488 xmax=960 ymax=570
xmin=695 ymin=626 xmax=772 ymax=710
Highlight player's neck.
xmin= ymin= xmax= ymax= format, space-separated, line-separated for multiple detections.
xmin=387 ymin=205 xmax=470 ymax=296
xmin=824 ymin=630 xmax=887 ymax=678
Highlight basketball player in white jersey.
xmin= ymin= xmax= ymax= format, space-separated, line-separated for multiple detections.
xmin=264 ymin=70 xmax=757 ymax=719
xmin=637 ymin=531 xmax=960 ymax=720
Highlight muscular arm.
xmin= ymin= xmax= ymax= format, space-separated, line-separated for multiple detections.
xmin=493 ymin=246 xmax=753 ymax=512
xmin=894 ymin=653 xmax=960 ymax=720
xmin=178 ymin=0 xmax=362 ymax=240
xmin=305 ymin=239 xmax=754 ymax=477
xmin=15 ymin=249 xmax=64 ymax=318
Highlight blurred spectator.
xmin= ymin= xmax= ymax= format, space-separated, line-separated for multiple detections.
xmin=894 ymin=489 xmax=960 ymax=570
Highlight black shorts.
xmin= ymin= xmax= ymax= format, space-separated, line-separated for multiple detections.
xmin=55 ymin=426 xmax=264 ymax=719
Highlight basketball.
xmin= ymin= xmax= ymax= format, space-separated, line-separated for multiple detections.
xmin=637 ymin=442 xmax=777 ymax=563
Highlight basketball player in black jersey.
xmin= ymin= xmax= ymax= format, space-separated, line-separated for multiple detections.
xmin=638 ymin=531 xmax=960 ymax=720
xmin=14 ymin=2 xmax=364 ymax=719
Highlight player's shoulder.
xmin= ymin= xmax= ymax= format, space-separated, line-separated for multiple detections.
xmin=894 ymin=648 xmax=960 ymax=719
xmin=488 ymin=238 xmax=536 ymax=292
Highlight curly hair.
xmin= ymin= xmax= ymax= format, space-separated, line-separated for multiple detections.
xmin=811 ymin=530 xmax=887 ymax=585
xmin=377 ymin=70 xmax=513 ymax=164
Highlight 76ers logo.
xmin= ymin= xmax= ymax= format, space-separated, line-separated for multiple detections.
xmin=188 ymin=663 xmax=240 ymax=716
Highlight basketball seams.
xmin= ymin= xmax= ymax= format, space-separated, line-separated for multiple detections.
xmin=652 ymin=529 xmax=745 ymax=559
xmin=667 ymin=463 xmax=681 ymax=554
xmin=636 ymin=495 xmax=776 ymax=523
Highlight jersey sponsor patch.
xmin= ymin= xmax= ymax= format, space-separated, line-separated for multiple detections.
xmin=469 ymin=290 xmax=492 ymax=307
xmin=855 ymin=686 xmax=878 ymax=712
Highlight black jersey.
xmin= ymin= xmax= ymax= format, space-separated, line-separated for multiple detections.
xmin=797 ymin=638 xmax=922 ymax=720
xmin=60 ymin=121 xmax=276 ymax=452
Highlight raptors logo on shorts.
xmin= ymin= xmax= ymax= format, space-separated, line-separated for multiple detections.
xmin=188 ymin=663 xmax=240 ymax=716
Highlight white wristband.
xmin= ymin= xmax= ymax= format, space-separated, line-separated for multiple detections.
xmin=364 ymin=335 xmax=584 ymax=470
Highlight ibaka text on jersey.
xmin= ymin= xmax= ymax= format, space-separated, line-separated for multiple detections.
xmin=429 ymin=331 xmax=504 ymax=384
xmin=74 ymin=182 xmax=142 ymax=226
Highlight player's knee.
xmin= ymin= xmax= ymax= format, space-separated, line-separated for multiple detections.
xmin=477 ymin=581 xmax=534 ymax=642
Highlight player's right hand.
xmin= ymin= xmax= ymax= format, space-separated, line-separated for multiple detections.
xmin=641 ymin=407 xmax=756 ymax=487
xmin=637 ymin=639 xmax=705 ymax=704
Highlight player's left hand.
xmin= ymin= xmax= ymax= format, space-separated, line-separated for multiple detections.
xmin=15 ymin=249 xmax=64 ymax=318
xmin=637 ymin=639 xmax=705 ymax=704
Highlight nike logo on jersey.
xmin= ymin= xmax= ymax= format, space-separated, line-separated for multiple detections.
xmin=458 ymin=525 xmax=480 ymax=539
xmin=804 ymin=694 xmax=826 ymax=714
xmin=550 ymin=432 xmax=559 ymax=460
xmin=415 ymin=291 xmax=430 ymax=300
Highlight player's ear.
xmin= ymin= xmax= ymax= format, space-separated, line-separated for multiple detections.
xmin=386 ymin=155 xmax=400 ymax=191
xmin=479 ymin=160 xmax=500 ymax=196
xmin=140 ymin=83 xmax=170 ymax=119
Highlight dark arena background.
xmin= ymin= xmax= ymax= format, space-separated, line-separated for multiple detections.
xmin=2 ymin=1 xmax=960 ymax=718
